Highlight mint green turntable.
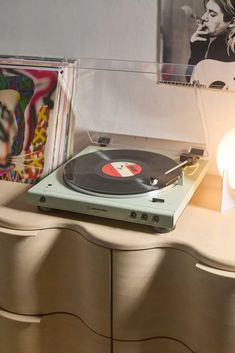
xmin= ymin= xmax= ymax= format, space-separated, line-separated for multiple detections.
xmin=27 ymin=59 xmax=208 ymax=232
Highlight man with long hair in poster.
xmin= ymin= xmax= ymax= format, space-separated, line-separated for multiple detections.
xmin=188 ymin=0 xmax=235 ymax=66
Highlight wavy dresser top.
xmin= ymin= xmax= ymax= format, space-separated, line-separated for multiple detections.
xmin=0 ymin=175 xmax=235 ymax=271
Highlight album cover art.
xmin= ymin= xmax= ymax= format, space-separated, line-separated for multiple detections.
xmin=0 ymin=64 xmax=58 ymax=183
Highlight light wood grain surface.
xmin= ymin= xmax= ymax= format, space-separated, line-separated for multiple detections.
xmin=0 ymin=175 xmax=235 ymax=271
xmin=0 ymin=228 xmax=110 ymax=336
xmin=0 ymin=310 xmax=110 ymax=353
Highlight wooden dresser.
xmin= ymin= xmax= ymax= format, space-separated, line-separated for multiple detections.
xmin=0 ymin=175 xmax=235 ymax=353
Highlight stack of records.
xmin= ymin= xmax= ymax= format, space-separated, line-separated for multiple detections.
xmin=0 ymin=56 xmax=77 ymax=183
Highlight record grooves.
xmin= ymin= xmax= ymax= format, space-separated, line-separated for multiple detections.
xmin=63 ymin=149 xmax=181 ymax=195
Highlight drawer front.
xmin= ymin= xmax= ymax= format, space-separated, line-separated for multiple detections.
xmin=0 ymin=308 xmax=110 ymax=353
xmin=0 ymin=227 xmax=38 ymax=237
xmin=0 ymin=227 xmax=111 ymax=336
xmin=113 ymin=337 xmax=192 ymax=353
xmin=113 ymin=248 xmax=235 ymax=353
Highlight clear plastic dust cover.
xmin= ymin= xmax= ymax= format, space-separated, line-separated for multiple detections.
xmin=72 ymin=58 xmax=208 ymax=158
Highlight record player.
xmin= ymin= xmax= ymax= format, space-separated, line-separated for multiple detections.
xmin=27 ymin=59 xmax=208 ymax=232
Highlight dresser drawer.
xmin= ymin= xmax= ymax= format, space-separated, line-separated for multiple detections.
xmin=113 ymin=337 xmax=192 ymax=353
xmin=113 ymin=248 xmax=235 ymax=353
xmin=0 ymin=307 xmax=110 ymax=353
xmin=0 ymin=227 xmax=111 ymax=336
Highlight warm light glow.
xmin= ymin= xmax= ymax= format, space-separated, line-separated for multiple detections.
xmin=228 ymin=169 xmax=235 ymax=189
xmin=217 ymin=128 xmax=235 ymax=189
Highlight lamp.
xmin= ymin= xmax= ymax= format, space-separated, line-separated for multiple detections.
xmin=217 ymin=128 xmax=235 ymax=211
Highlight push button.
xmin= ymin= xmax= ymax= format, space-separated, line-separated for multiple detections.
xmin=152 ymin=215 xmax=159 ymax=223
xmin=141 ymin=213 xmax=148 ymax=221
xmin=130 ymin=211 xmax=137 ymax=219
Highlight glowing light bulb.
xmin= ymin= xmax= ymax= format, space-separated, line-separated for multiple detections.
xmin=217 ymin=128 xmax=235 ymax=189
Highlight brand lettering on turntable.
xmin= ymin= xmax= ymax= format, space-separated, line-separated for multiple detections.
xmin=88 ymin=207 xmax=107 ymax=213
xmin=102 ymin=161 xmax=142 ymax=178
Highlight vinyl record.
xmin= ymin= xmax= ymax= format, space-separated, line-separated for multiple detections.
xmin=63 ymin=149 xmax=181 ymax=195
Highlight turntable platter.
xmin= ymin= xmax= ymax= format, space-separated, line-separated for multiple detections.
xmin=63 ymin=149 xmax=181 ymax=195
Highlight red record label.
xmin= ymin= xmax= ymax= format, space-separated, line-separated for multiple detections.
xmin=102 ymin=161 xmax=142 ymax=178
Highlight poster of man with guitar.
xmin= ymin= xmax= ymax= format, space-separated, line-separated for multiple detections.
xmin=161 ymin=0 xmax=235 ymax=84
xmin=188 ymin=0 xmax=235 ymax=66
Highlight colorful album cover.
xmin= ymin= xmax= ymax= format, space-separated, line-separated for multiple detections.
xmin=0 ymin=63 xmax=58 ymax=183
xmin=160 ymin=0 xmax=235 ymax=85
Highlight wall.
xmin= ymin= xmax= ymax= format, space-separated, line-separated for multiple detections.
xmin=0 ymin=0 xmax=157 ymax=61
xmin=0 ymin=0 xmax=233 ymax=176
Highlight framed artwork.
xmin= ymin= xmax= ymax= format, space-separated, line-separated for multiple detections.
xmin=160 ymin=1 xmax=204 ymax=65
xmin=160 ymin=0 xmax=235 ymax=85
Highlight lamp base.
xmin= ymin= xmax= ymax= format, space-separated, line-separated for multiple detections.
xmin=221 ymin=169 xmax=235 ymax=212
